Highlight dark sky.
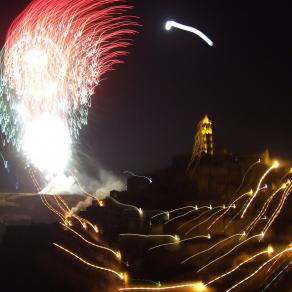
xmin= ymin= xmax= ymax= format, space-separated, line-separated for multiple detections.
xmin=1 ymin=1 xmax=292 ymax=188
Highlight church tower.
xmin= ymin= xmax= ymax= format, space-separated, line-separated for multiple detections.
xmin=187 ymin=115 xmax=213 ymax=171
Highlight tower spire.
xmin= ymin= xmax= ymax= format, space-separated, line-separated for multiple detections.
xmin=187 ymin=115 xmax=213 ymax=171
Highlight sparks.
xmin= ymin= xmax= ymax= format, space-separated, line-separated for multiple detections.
xmin=0 ymin=0 xmax=137 ymax=174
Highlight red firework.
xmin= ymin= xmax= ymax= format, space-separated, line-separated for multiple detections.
xmin=3 ymin=0 xmax=137 ymax=120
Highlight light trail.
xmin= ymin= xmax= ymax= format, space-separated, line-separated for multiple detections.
xmin=226 ymin=246 xmax=292 ymax=292
xmin=52 ymin=194 xmax=98 ymax=233
xmin=152 ymin=205 xmax=208 ymax=220
xmin=206 ymin=245 xmax=273 ymax=285
xmin=245 ymin=183 xmax=287 ymax=234
xmin=61 ymin=223 xmax=120 ymax=259
xmin=40 ymin=194 xmax=65 ymax=222
xmin=208 ymin=190 xmax=252 ymax=230
xmin=123 ymin=171 xmax=152 ymax=183
xmin=185 ymin=207 xmax=225 ymax=235
xmin=164 ymin=206 xmax=198 ymax=225
xmin=265 ymin=252 xmax=284 ymax=275
xmin=176 ymin=208 xmax=212 ymax=231
xmin=262 ymin=182 xmax=292 ymax=234
xmin=197 ymin=233 xmax=264 ymax=273
xmin=181 ymin=233 xmax=245 ymax=264
xmin=109 ymin=197 xmax=143 ymax=216
xmin=165 ymin=205 xmax=214 ymax=225
xmin=149 ymin=234 xmax=210 ymax=251
xmin=29 ymin=168 xmax=42 ymax=191
xmin=230 ymin=159 xmax=261 ymax=201
xmin=119 ymin=281 xmax=206 ymax=291
xmin=224 ymin=185 xmax=267 ymax=231
xmin=165 ymin=20 xmax=213 ymax=47
xmin=54 ymin=195 xmax=68 ymax=213
xmin=0 ymin=151 xmax=8 ymax=168
xmin=262 ymin=261 xmax=291 ymax=291
xmin=241 ymin=161 xmax=279 ymax=218
xmin=56 ymin=195 xmax=70 ymax=211
xmin=53 ymin=243 xmax=124 ymax=280
xmin=151 ymin=211 xmax=170 ymax=220
xmin=120 ymin=234 xmax=179 ymax=241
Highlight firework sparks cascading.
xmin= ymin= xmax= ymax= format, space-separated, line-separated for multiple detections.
xmin=0 ymin=0 xmax=136 ymax=176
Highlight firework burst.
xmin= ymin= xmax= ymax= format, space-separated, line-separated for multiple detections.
xmin=0 ymin=0 xmax=137 ymax=174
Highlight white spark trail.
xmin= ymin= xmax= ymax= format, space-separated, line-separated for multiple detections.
xmin=165 ymin=20 xmax=213 ymax=47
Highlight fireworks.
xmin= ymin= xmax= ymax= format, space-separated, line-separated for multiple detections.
xmin=0 ymin=0 xmax=137 ymax=175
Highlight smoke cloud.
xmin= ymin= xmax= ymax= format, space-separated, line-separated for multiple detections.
xmin=40 ymin=168 xmax=127 ymax=212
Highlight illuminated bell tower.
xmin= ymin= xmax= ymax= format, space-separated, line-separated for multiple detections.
xmin=187 ymin=115 xmax=213 ymax=171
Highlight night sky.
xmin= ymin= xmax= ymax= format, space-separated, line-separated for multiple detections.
xmin=0 ymin=3 xmax=291 ymax=291
xmin=1 ymin=1 xmax=292 ymax=189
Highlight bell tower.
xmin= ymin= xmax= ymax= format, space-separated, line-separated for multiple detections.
xmin=187 ymin=115 xmax=213 ymax=171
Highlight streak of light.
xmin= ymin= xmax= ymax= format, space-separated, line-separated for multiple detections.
xmin=226 ymin=246 xmax=292 ymax=292
xmin=54 ymin=195 xmax=67 ymax=213
xmin=149 ymin=234 xmax=210 ymax=251
xmin=181 ymin=233 xmax=245 ymax=264
xmin=206 ymin=245 xmax=273 ymax=285
xmin=109 ymin=197 xmax=143 ymax=216
xmin=185 ymin=208 xmax=225 ymax=235
xmin=60 ymin=223 xmax=120 ymax=259
xmin=262 ymin=261 xmax=291 ymax=291
xmin=176 ymin=209 xmax=212 ymax=231
xmin=166 ymin=205 xmax=219 ymax=225
xmin=224 ymin=185 xmax=267 ymax=231
xmin=230 ymin=159 xmax=261 ymax=201
xmin=56 ymin=195 xmax=70 ymax=211
xmin=265 ymin=252 xmax=284 ymax=275
xmin=119 ymin=281 xmax=206 ymax=290
xmin=53 ymin=243 xmax=124 ymax=280
xmin=123 ymin=171 xmax=152 ymax=183
xmin=165 ymin=20 xmax=213 ymax=47
xmin=197 ymin=233 xmax=264 ymax=273
xmin=152 ymin=205 xmax=208 ymax=220
xmin=208 ymin=190 xmax=252 ymax=230
xmin=120 ymin=234 xmax=180 ymax=241
xmin=151 ymin=211 xmax=170 ymax=220
xmin=40 ymin=194 xmax=65 ymax=222
xmin=52 ymin=195 xmax=98 ymax=233
xmin=69 ymin=211 xmax=99 ymax=233
xmin=241 ymin=161 xmax=279 ymax=218
xmin=262 ymin=182 xmax=292 ymax=234
xmin=245 ymin=183 xmax=287 ymax=234
xmin=0 ymin=151 xmax=8 ymax=168
xmin=29 ymin=168 xmax=42 ymax=191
